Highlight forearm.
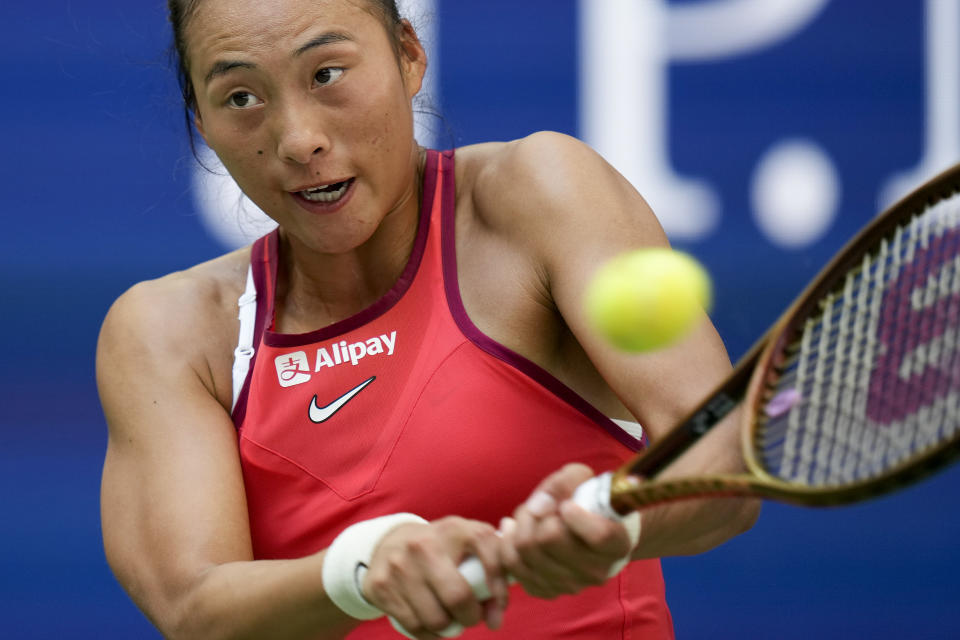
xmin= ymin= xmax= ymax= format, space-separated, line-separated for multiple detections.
xmin=630 ymin=411 xmax=761 ymax=558
xmin=630 ymin=496 xmax=759 ymax=559
xmin=156 ymin=553 xmax=358 ymax=640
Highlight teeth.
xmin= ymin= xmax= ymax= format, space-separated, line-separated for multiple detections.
xmin=300 ymin=180 xmax=349 ymax=202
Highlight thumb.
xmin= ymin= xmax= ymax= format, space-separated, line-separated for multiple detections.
xmin=524 ymin=463 xmax=594 ymax=517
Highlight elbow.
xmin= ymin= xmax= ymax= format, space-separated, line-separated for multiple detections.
xmin=715 ymin=498 xmax=761 ymax=546
xmin=125 ymin=570 xmax=232 ymax=640
xmin=162 ymin=606 xmax=229 ymax=640
xmin=162 ymin=604 xmax=203 ymax=640
xmin=688 ymin=497 xmax=762 ymax=557
xmin=144 ymin=593 xmax=206 ymax=640
xmin=160 ymin=579 xmax=235 ymax=640
xmin=733 ymin=498 xmax=762 ymax=537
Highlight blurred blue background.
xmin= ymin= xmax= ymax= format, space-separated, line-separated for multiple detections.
xmin=2 ymin=0 xmax=959 ymax=637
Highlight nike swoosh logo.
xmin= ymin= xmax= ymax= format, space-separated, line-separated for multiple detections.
xmin=308 ymin=376 xmax=376 ymax=423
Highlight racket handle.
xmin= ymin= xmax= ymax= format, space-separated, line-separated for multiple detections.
xmin=455 ymin=554 xmax=494 ymax=601
xmin=571 ymin=471 xmax=621 ymax=520
xmin=389 ymin=615 xmax=465 ymax=639
xmin=387 ymin=547 xmax=496 ymax=637
xmin=386 ymin=558 xmax=490 ymax=639
xmin=459 ymin=473 xmax=622 ymax=592
xmin=380 ymin=542 xmax=495 ymax=638
xmin=390 ymin=473 xmax=631 ymax=638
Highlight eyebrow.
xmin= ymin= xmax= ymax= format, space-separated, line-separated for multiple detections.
xmin=204 ymin=60 xmax=256 ymax=85
xmin=294 ymin=31 xmax=353 ymax=57
xmin=203 ymin=31 xmax=353 ymax=86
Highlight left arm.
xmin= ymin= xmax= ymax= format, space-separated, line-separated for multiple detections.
xmin=471 ymin=132 xmax=760 ymax=596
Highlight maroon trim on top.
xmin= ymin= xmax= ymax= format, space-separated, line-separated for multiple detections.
xmin=262 ymin=150 xmax=441 ymax=348
xmin=438 ymin=150 xmax=647 ymax=452
xmin=231 ymin=233 xmax=277 ymax=430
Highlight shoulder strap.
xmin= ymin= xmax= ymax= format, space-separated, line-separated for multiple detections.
xmin=231 ymin=232 xmax=277 ymax=426
xmin=232 ymin=265 xmax=258 ymax=412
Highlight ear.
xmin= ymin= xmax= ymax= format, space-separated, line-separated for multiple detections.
xmin=397 ymin=19 xmax=427 ymax=99
xmin=193 ymin=109 xmax=209 ymax=144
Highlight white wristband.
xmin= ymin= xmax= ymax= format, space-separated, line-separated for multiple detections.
xmin=322 ymin=513 xmax=428 ymax=620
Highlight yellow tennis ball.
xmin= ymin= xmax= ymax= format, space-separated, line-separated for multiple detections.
xmin=584 ymin=248 xmax=712 ymax=352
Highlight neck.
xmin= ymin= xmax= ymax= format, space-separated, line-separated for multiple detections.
xmin=274 ymin=148 xmax=427 ymax=333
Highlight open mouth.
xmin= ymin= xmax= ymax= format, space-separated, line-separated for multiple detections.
xmin=298 ymin=178 xmax=353 ymax=203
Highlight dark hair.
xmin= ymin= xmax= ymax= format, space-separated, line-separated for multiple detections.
xmin=166 ymin=0 xmax=406 ymax=150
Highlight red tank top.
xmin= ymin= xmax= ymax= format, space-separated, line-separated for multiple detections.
xmin=233 ymin=150 xmax=674 ymax=638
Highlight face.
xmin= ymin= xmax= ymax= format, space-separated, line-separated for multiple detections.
xmin=186 ymin=0 xmax=426 ymax=254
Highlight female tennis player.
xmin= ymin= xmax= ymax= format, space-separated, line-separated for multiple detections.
xmin=96 ymin=0 xmax=759 ymax=637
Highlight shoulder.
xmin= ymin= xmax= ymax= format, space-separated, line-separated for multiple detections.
xmin=100 ymin=248 xmax=250 ymax=347
xmin=457 ymin=131 xmax=603 ymax=220
xmin=96 ymin=249 xmax=251 ymax=411
xmin=454 ymin=132 xmax=667 ymax=266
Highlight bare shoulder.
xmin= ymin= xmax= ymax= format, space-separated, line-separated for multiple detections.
xmin=457 ymin=131 xmax=593 ymax=181
xmin=99 ymin=248 xmax=250 ymax=352
xmin=455 ymin=132 xmax=666 ymax=252
xmin=96 ymin=248 xmax=251 ymax=413
xmin=456 ymin=132 xmax=596 ymax=221
xmin=449 ymin=134 xmax=672 ymax=418
xmin=98 ymin=250 xmax=258 ymax=618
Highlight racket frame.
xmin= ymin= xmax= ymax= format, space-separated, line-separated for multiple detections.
xmin=609 ymin=163 xmax=960 ymax=514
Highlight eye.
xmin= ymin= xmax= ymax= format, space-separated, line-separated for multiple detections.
xmin=314 ymin=67 xmax=345 ymax=87
xmin=226 ymin=91 xmax=263 ymax=109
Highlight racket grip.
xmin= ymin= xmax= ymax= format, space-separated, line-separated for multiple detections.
xmin=389 ymin=615 xmax=465 ymax=639
xmin=455 ymin=554 xmax=494 ymax=601
xmin=455 ymin=474 xmax=618 ymax=589
xmin=571 ymin=471 xmax=621 ymax=520
xmin=454 ymin=472 xmax=627 ymax=595
xmin=390 ymin=473 xmax=630 ymax=638
xmin=382 ymin=542 xmax=495 ymax=638
xmin=395 ymin=547 xmax=495 ymax=637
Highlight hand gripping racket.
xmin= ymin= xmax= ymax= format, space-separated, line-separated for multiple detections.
xmin=393 ymin=163 xmax=960 ymax=637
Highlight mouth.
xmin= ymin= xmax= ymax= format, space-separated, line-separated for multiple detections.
xmin=296 ymin=178 xmax=354 ymax=203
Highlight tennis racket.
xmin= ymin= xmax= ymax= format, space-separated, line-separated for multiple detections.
xmin=602 ymin=161 xmax=960 ymax=512
xmin=392 ymin=163 xmax=960 ymax=638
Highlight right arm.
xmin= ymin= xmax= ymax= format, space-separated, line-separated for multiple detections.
xmin=97 ymin=277 xmax=505 ymax=640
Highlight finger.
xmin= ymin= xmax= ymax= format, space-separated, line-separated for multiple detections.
xmin=497 ymin=516 xmax=521 ymax=571
xmin=523 ymin=489 xmax=557 ymax=518
xmin=498 ymin=516 xmax=552 ymax=598
xmin=368 ymin=519 xmax=483 ymax=636
xmin=509 ymin=505 xmax=556 ymax=579
xmin=515 ymin=505 xmax=586 ymax=567
xmin=412 ymin=562 xmax=487 ymax=638
xmin=388 ymin=615 xmax=448 ymax=640
xmin=406 ymin=527 xmax=484 ymax=631
xmin=426 ymin=517 xmax=513 ymax=630
xmin=506 ymin=511 xmax=586 ymax=597
xmin=530 ymin=516 xmax=612 ymax=589
xmin=526 ymin=500 xmax=632 ymax=586
xmin=368 ymin=578 xmax=441 ymax=640
xmin=466 ymin=524 xmax=508 ymax=629
xmin=528 ymin=463 xmax=594 ymax=508
xmin=514 ymin=501 xmax=624 ymax=590
xmin=424 ymin=567 xmax=482 ymax=631
xmin=482 ymin=599 xmax=504 ymax=632
xmin=558 ymin=499 xmax=633 ymax=559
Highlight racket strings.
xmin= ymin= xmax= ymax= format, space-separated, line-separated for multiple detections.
xmin=757 ymin=191 xmax=960 ymax=487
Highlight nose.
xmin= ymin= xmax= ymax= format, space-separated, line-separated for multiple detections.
xmin=275 ymin=99 xmax=331 ymax=165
